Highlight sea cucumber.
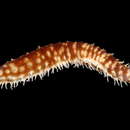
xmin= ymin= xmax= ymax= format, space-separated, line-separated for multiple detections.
xmin=0 ymin=41 xmax=130 ymax=89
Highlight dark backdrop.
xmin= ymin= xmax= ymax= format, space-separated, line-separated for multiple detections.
xmin=0 ymin=3 xmax=130 ymax=129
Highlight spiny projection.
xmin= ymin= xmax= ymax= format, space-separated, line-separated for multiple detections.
xmin=0 ymin=41 xmax=130 ymax=89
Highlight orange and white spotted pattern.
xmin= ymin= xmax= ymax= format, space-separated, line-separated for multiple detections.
xmin=0 ymin=41 xmax=130 ymax=88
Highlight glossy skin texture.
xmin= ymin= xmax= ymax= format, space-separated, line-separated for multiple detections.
xmin=0 ymin=41 xmax=130 ymax=88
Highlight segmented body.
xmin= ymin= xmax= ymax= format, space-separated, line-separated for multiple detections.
xmin=0 ymin=41 xmax=130 ymax=88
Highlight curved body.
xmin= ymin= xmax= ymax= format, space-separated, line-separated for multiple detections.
xmin=0 ymin=41 xmax=130 ymax=88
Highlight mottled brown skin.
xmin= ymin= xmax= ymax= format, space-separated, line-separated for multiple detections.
xmin=0 ymin=41 xmax=130 ymax=87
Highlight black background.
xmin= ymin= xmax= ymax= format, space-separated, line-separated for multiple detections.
xmin=0 ymin=2 xmax=130 ymax=128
